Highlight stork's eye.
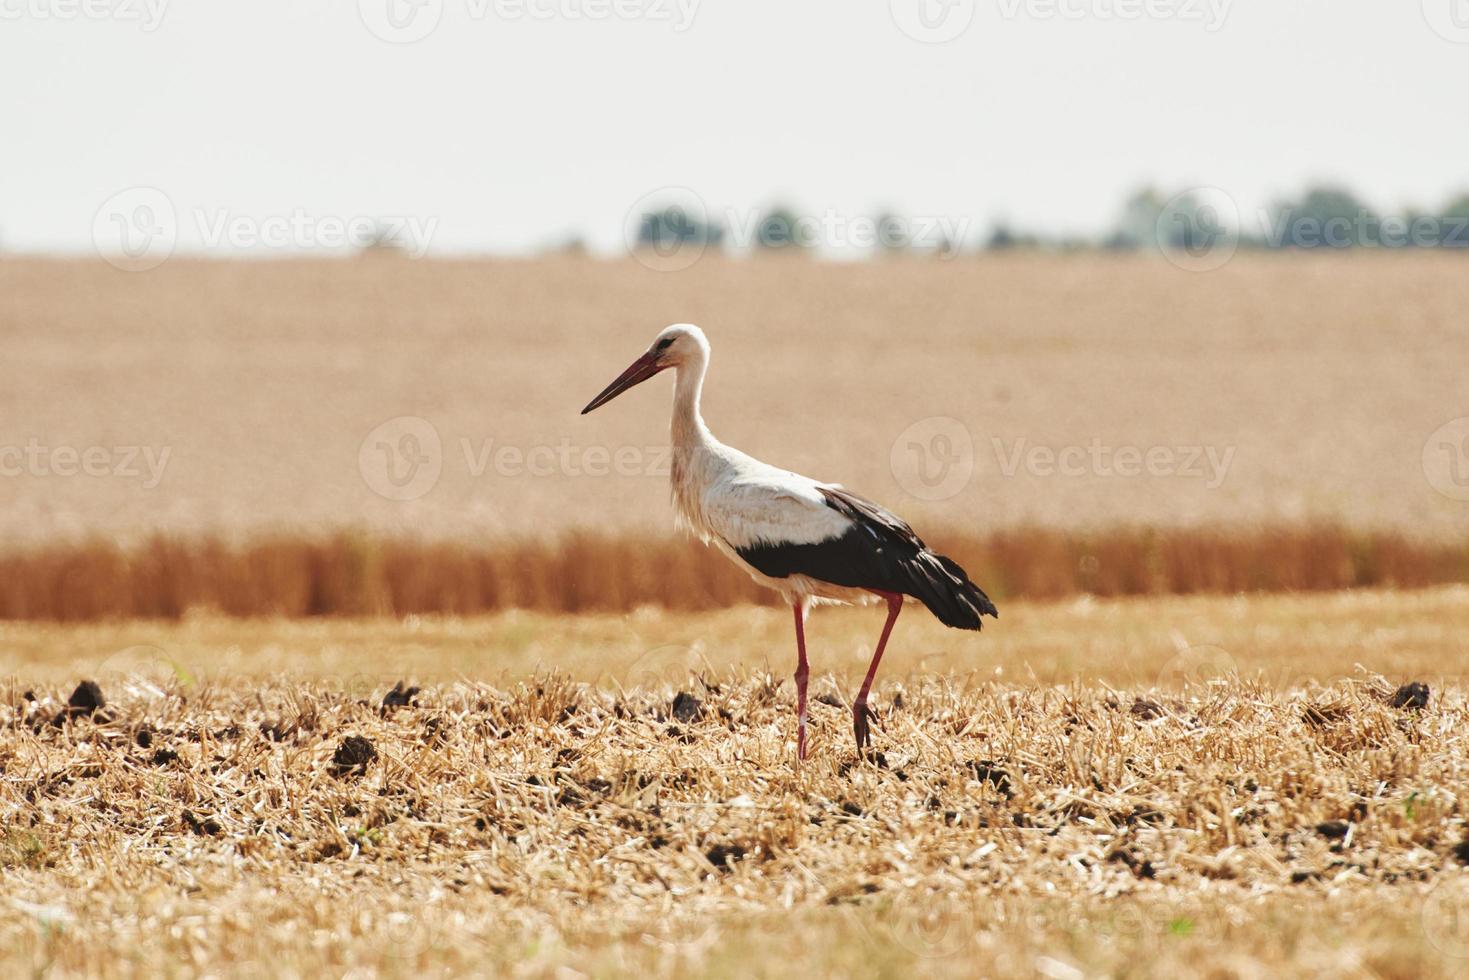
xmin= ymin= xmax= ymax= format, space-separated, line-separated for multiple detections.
xmin=656 ymin=338 xmax=674 ymax=351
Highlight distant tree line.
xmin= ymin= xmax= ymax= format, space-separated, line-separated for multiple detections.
xmin=1099 ymin=185 xmax=1469 ymax=252
xmin=634 ymin=203 xmax=923 ymax=254
xmin=632 ymin=185 xmax=1469 ymax=259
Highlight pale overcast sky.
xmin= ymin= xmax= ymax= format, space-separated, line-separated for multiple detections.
xmin=2 ymin=1 xmax=1467 ymax=256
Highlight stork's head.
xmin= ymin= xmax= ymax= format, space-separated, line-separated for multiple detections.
xmin=580 ymin=323 xmax=707 ymax=415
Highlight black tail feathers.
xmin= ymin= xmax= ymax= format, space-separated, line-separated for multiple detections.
xmin=901 ymin=551 xmax=998 ymax=631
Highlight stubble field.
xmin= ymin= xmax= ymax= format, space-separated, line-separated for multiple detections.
xmin=5 ymin=588 xmax=1469 ymax=977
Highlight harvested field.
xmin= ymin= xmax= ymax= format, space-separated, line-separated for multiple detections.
xmin=5 ymin=250 xmax=1467 ymax=976
xmin=2 ymin=253 xmax=1466 ymax=546
xmin=4 ymin=589 xmax=1469 ymax=977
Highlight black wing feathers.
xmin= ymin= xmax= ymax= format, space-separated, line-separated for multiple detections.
xmin=733 ymin=486 xmax=998 ymax=631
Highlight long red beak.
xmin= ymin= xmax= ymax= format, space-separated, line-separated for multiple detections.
xmin=581 ymin=352 xmax=665 ymax=415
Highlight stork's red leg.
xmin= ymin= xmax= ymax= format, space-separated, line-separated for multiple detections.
xmin=853 ymin=591 xmax=903 ymax=753
xmin=793 ymin=599 xmax=810 ymax=761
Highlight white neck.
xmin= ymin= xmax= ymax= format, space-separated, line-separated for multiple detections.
xmin=666 ymin=342 xmax=727 ymax=539
xmin=670 ymin=345 xmax=714 ymax=452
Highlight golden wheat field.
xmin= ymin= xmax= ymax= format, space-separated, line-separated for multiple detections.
xmin=5 ymin=252 xmax=1468 ymax=620
xmin=3 ymin=252 xmax=1466 ymax=547
xmin=3 ymin=525 xmax=1467 ymax=621
xmin=5 ymin=589 xmax=1469 ymax=977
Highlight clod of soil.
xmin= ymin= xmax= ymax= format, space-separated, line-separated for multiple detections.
xmin=182 ymin=811 xmax=223 ymax=836
xmin=967 ymin=760 xmax=1014 ymax=798
xmin=1316 ymin=821 xmax=1351 ymax=840
xmin=704 ymin=842 xmax=747 ymax=869
xmin=422 ymin=717 xmax=448 ymax=745
xmin=331 ymin=735 xmax=378 ymax=775
xmin=1107 ymin=849 xmax=1157 ymax=879
xmin=381 ymin=681 xmax=420 ymax=710
xmin=1304 ymin=700 xmax=1354 ymax=727
xmin=69 ymin=681 xmax=105 ymax=713
xmin=671 ymin=691 xmax=703 ymax=723
xmin=1389 ymin=682 xmax=1430 ymax=710
xmin=1130 ymin=698 xmax=1164 ymax=720
xmin=52 ymin=681 xmax=111 ymax=726
xmin=260 ymin=721 xmax=295 ymax=742
xmin=837 ymin=751 xmax=888 ymax=776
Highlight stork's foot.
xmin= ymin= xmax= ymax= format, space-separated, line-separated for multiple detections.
xmin=797 ymin=719 xmax=808 ymax=762
xmin=852 ymin=700 xmax=880 ymax=753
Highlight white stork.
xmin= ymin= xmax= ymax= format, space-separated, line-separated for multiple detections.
xmin=581 ymin=324 xmax=996 ymax=759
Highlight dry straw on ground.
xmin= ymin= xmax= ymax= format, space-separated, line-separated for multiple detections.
xmin=2 ymin=669 xmax=1467 ymax=978
xmin=4 ymin=590 xmax=1469 ymax=977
